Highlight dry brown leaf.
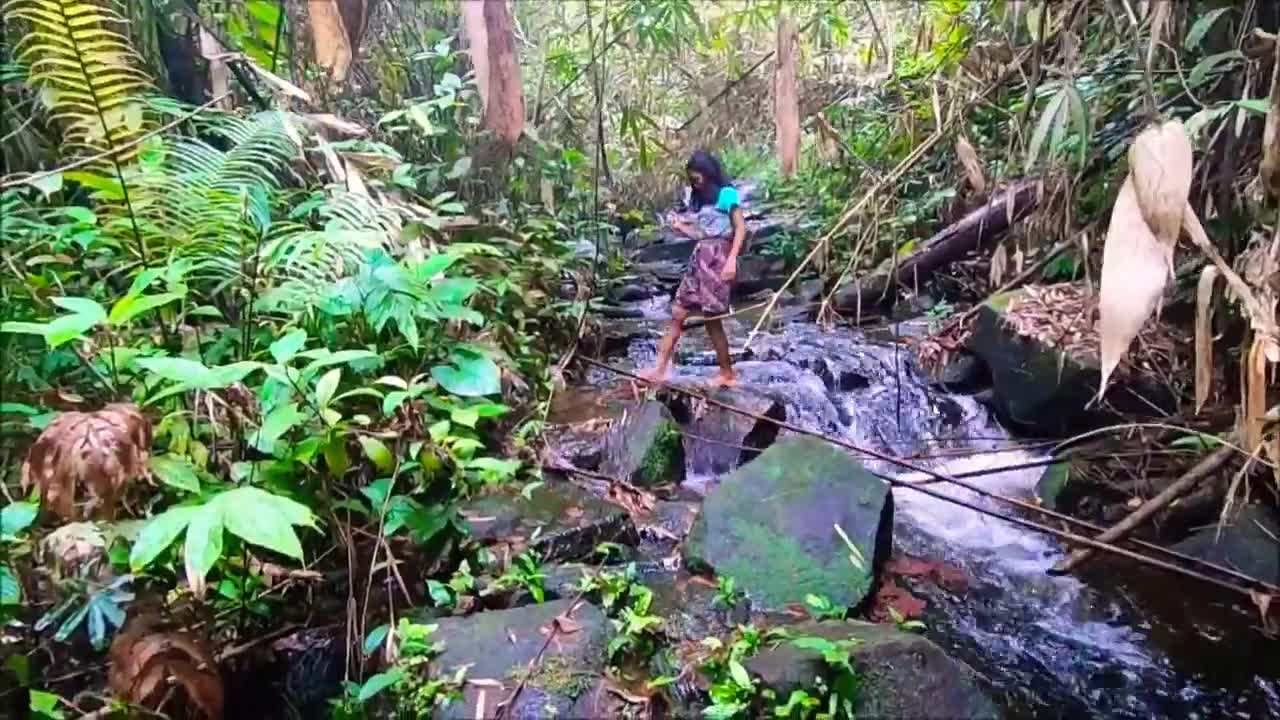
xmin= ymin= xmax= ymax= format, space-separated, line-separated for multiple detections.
xmin=1195 ymin=266 xmax=1221 ymax=413
xmin=197 ymin=29 xmax=230 ymax=110
xmin=1098 ymin=178 xmax=1173 ymax=393
xmin=814 ymin=113 xmax=842 ymax=162
xmin=1261 ymin=26 xmax=1280 ymax=201
xmin=40 ymin=522 xmax=107 ymax=577
xmin=553 ymin=613 xmax=583 ymax=635
xmin=1128 ymin=120 xmax=1192 ymax=249
xmin=1244 ymin=335 xmax=1272 ymax=454
xmin=955 ymin=134 xmax=986 ymax=195
xmin=108 ymin=616 xmax=223 ymax=720
xmin=1145 ymin=0 xmax=1171 ymax=71
xmin=21 ymin=404 xmax=151 ymax=520
xmin=775 ymin=14 xmax=800 ymax=177
xmin=303 ymin=113 xmax=367 ymax=136
xmin=989 ymin=241 xmax=1008 ymax=287
xmin=309 ymin=0 xmax=354 ymax=82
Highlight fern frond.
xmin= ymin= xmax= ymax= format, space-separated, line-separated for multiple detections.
xmin=4 ymin=0 xmax=153 ymax=160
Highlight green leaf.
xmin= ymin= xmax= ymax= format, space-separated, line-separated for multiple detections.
xmin=446 ymin=156 xmax=472 ymax=179
xmin=253 ymin=402 xmax=304 ymax=453
xmin=1189 ymin=51 xmax=1243 ymax=87
xmin=1 ymin=502 xmax=38 ymax=540
xmin=30 ymin=171 xmax=63 ymax=199
xmin=364 ymin=624 xmax=390 ymax=656
xmin=50 ymin=297 xmax=107 ymax=324
xmin=359 ymin=436 xmax=395 ymax=473
xmin=137 ymin=357 xmax=219 ymax=388
xmin=183 ymin=507 xmax=224 ymax=589
xmin=130 ymin=506 xmax=199 ymax=570
xmin=1235 ymin=98 xmax=1270 ymax=115
xmin=451 ymin=406 xmax=479 ymax=428
xmin=0 ymin=565 xmax=20 ymax=605
xmin=728 ymin=659 xmax=753 ymax=689
xmin=315 ymin=368 xmax=341 ymax=408
xmin=1185 ymin=7 xmax=1233 ymax=49
xmin=416 ymin=253 xmax=460 ymax=280
xmin=148 ymin=454 xmax=201 ymax=494
xmin=432 ymin=351 xmax=500 ymax=397
xmin=358 ymin=669 xmax=404 ymax=702
xmin=108 ymin=292 xmax=183 ymax=326
xmin=270 ymin=329 xmax=308 ymax=364
xmin=216 ymin=487 xmax=310 ymax=559
xmin=1026 ymin=86 xmax=1067 ymax=168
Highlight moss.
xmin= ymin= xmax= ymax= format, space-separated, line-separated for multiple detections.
xmin=716 ymin=518 xmax=870 ymax=610
xmin=507 ymin=655 xmax=592 ymax=698
xmin=638 ymin=419 xmax=682 ymax=486
xmin=983 ymin=290 xmax=1017 ymax=313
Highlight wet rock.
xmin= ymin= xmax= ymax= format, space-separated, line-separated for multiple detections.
xmin=430 ymin=600 xmax=607 ymax=719
xmin=743 ymin=621 xmax=999 ymax=719
xmin=1171 ymin=504 xmax=1280 ymax=587
xmin=683 ymin=436 xmax=893 ymax=611
xmin=595 ymin=303 xmax=645 ymax=319
xmin=928 ymin=350 xmax=988 ymax=393
xmin=602 ymin=401 xmax=685 ymax=487
xmin=966 ymin=290 xmax=1175 ymax=435
xmin=569 ymin=677 xmax=652 ymax=719
xmin=663 ymin=386 xmax=783 ymax=476
xmin=642 ymin=571 xmax=750 ymax=643
xmin=633 ymin=239 xmax=696 ymax=264
xmin=649 ymin=500 xmax=700 ymax=540
xmin=732 ymin=255 xmax=791 ymax=297
xmin=460 ymin=482 xmax=639 ymax=563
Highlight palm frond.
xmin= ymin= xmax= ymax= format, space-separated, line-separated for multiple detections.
xmin=4 ymin=0 xmax=153 ymax=161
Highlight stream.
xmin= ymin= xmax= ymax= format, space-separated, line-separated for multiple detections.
xmin=579 ymin=288 xmax=1280 ymax=719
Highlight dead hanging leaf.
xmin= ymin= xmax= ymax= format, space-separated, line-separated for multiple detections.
xmin=21 ymin=404 xmax=152 ymax=520
xmin=108 ymin=616 xmax=224 ymax=720
xmin=303 ymin=113 xmax=368 ymax=137
xmin=989 ymin=242 xmax=1008 ymax=287
xmin=552 ymin=612 xmax=583 ymax=635
xmin=1128 ymin=120 xmax=1193 ymax=249
xmin=40 ymin=522 xmax=107 ymax=576
xmin=1243 ymin=335 xmax=1273 ymax=454
xmin=814 ymin=113 xmax=842 ymax=162
xmin=955 ymin=135 xmax=986 ymax=195
xmin=1145 ymin=0 xmax=1171 ymax=70
xmin=1098 ymin=178 xmax=1173 ymax=394
xmin=1195 ymin=266 xmax=1221 ymax=413
xmin=1261 ymin=29 xmax=1280 ymax=201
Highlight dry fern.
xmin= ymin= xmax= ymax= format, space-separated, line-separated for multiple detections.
xmin=108 ymin=615 xmax=224 ymax=720
xmin=4 ymin=0 xmax=153 ymax=160
xmin=21 ymin=403 xmax=152 ymax=520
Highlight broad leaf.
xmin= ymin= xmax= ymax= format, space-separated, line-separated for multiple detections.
xmin=270 ymin=329 xmax=308 ymax=364
xmin=1185 ymin=7 xmax=1233 ymax=49
xmin=432 ymin=352 xmax=500 ymax=397
xmin=1 ymin=502 xmax=38 ymax=540
xmin=130 ymin=506 xmax=199 ymax=570
xmin=358 ymin=669 xmax=404 ymax=702
xmin=183 ymin=507 xmax=223 ymax=596
xmin=148 ymin=454 xmax=201 ymax=493
xmin=108 ymin=292 xmax=183 ymax=326
xmin=359 ymin=436 xmax=395 ymax=473
xmin=315 ymin=368 xmax=341 ymax=407
xmin=254 ymin=402 xmax=305 ymax=453
xmin=216 ymin=487 xmax=311 ymax=559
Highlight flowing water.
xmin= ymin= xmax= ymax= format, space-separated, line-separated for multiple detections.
xmin=587 ymin=305 xmax=1280 ymax=719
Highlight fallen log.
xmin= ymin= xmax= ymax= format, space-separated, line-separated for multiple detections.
xmin=1048 ymin=444 xmax=1235 ymax=575
xmin=832 ymin=178 xmax=1041 ymax=313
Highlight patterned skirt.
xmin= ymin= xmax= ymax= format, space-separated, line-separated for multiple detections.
xmin=674 ymin=236 xmax=732 ymax=315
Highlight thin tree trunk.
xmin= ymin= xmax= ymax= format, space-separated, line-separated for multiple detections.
xmin=775 ymin=14 xmax=800 ymax=178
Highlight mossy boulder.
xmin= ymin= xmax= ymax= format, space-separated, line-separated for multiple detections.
xmin=967 ymin=289 xmax=1175 ymax=436
xmin=682 ymin=436 xmax=892 ymax=611
xmin=602 ymin=401 xmax=685 ymax=487
xmin=1171 ymin=504 xmax=1280 ymax=586
xmin=430 ymin=600 xmax=607 ymax=719
xmin=460 ymin=482 xmax=638 ymax=563
xmin=663 ymin=386 xmax=783 ymax=476
xmin=744 ymin=621 xmax=999 ymax=719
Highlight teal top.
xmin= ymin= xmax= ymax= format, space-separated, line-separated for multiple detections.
xmin=690 ymin=185 xmax=741 ymax=241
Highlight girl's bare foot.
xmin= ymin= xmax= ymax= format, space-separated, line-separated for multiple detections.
xmin=710 ymin=371 xmax=738 ymax=388
xmin=637 ymin=367 xmax=669 ymax=385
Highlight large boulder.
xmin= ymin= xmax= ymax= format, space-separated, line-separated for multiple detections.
xmin=966 ymin=288 xmax=1175 ymax=436
xmin=744 ymin=621 xmax=999 ymax=719
xmin=662 ymin=387 xmax=783 ymax=476
xmin=460 ymin=482 xmax=638 ymax=563
xmin=602 ymin=401 xmax=685 ymax=487
xmin=1171 ymin=504 xmax=1280 ymax=587
xmin=683 ymin=436 xmax=893 ymax=611
xmin=429 ymin=600 xmax=608 ymax=719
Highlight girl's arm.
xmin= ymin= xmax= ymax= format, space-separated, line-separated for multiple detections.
xmin=727 ymin=207 xmax=745 ymax=259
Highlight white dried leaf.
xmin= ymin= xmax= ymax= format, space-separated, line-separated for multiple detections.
xmin=1128 ymin=120 xmax=1193 ymax=249
xmin=1098 ymin=178 xmax=1173 ymax=394
xmin=1195 ymin=266 xmax=1221 ymax=413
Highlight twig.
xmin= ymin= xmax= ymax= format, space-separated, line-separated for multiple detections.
xmin=217 ymin=622 xmax=302 ymax=662
xmin=1050 ymin=443 xmax=1236 ymax=574
xmin=0 ymin=92 xmax=234 ymax=190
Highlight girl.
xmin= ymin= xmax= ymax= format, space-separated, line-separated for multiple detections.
xmin=639 ymin=150 xmax=746 ymax=387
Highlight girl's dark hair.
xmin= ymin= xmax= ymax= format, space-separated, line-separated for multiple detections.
xmin=686 ymin=149 xmax=732 ymax=209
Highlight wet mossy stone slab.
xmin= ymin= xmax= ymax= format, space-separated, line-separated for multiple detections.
xmin=744 ymin=621 xmax=999 ymax=719
xmin=967 ymin=289 xmax=1175 ymax=436
xmin=429 ymin=599 xmax=607 ymax=719
xmin=682 ymin=436 xmax=892 ymax=611
xmin=1171 ymin=504 xmax=1280 ymax=586
xmin=602 ymin=401 xmax=685 ymax=487
xmin=663 ymin=387 xmax=782 ymax=476
xmin=460 ymin=482 xmax=638 ymax=563
xmin=1035 ymin=458 xmax=1073 ymax=511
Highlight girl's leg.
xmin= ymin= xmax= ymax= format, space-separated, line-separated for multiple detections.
xmin=705 ymin=318 xmax=737 ymax=387
xmin=639 ymin=305 xmax=689 ymax=383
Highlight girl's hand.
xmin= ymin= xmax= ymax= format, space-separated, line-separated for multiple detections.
xmin=720 ymin=256 xmax=737 ymax=282
xmin=671 ymin=219 xmax=695 ymax=237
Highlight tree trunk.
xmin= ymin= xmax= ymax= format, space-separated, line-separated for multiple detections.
xmin=461 ymin=0 xmax=490 ymax=111
xmin=832 ymin=179 xmax=1040 ymax=313
xmin=308 ymin=0 xmax=355 ymax=82
xmin=775 ymin=14 xmax=800 ymax=178
xmin=480 ymin=0 xmax=525 ymax=150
